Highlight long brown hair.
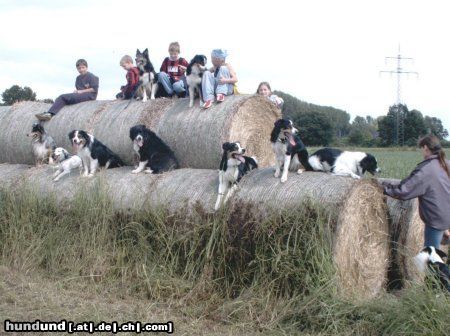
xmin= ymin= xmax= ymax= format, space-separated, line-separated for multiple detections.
xmin=418 ymin=135 xmax=450 ymax=177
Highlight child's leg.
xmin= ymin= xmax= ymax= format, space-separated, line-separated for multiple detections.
xmin=172 ymin=80 xmax=186 ymax=95
xmin=215 ymin=66 xmax=234 ymax=96
xmin=201 ymin=71 xmax=215 ymax=102
xmin=48 ymin=93 xmax=94 ymax=115
xmin=158 ymin=72 xmax=174 ymax=96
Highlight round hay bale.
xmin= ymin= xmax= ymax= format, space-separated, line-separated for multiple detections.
xmin=234 ymin=169 xmax=390 ymax=299
xmin=0 ymin=95 xmax=280 ymax=168
xmin=379 ymin=178 xmax=424 ymax=284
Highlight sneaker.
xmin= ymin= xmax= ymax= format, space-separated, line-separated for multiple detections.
xmin=202 ymin=100 xmax=212 ymax=109
xmin=35 ymin=112 xmax=53 ymax=121
xmin=216 ymin=94 xmax=225 ymax=102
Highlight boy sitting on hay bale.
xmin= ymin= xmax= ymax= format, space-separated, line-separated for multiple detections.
xmin=116 ymin=55 xmax=140 ymax=100
xmin=35 ymin=59 xmax=99 ymax=121
xmin=201 ymin=49 xmax=238 ymax=109
xmin=158 ymin=42 xmax=189 ymax=98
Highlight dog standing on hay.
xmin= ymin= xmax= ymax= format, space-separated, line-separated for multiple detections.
xmin=215 ymin=142 xmax=258 ymax=211
xmin=270 ymin=119 xmax=312 ymax=183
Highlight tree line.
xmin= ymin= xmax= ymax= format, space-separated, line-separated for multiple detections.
xmin=1 ymin=85 xmax=447 ymax=147
xmin=274 ymin=91 xmax=449 ymax=147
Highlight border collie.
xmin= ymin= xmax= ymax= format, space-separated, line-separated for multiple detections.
xmin=308 ymin=148 xmax=380 ymax=179
xmin=214 ymin=142 xmax=258 ymax=211
xmin=52 ymin=147 xmax=82 ymax=181
xmin=414 ymin=246 xmax=450 ymax=292
xmin=186 ymin=55 xmax=207 ymax=108
xmin=27 ymin=122 xmax=56 ymax=165
xmin=135 ymin=48 xmax=158 ymax=101
xmin=129 ymin=125 xmax=179 ymax=174
xmin=68 ymin=130 xmax=124 ymax=177
xmin=270 ymin=119 xmax=312 ymax=183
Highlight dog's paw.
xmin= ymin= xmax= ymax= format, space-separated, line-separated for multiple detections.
xmin=53 ymin=177 xmax=60 ymax=182
xmin=274 ymin=171 xmax=280 ymax=178
xmin=280 ymin=176 xmax=288 ymax=183
xmin=144 ymin=168 xmax=153 ymax=174
xmin=297 ymin=169 xmax=305 ymax=174
xmin=131 ymin=169 xmax=140 ymax=174
xmin=189 ymin=102 xmax=194 ymax=108
xmin=88 ymin=173 xmax=95 ymax=178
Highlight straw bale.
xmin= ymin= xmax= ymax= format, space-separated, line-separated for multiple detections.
xmin=234 ymin=169 xmax=390 ymax=299
xmin=0 ymin=95 xmax=280 ymax=168
xmin=0 ymin=164 xmax=389 ymax=299
xmin=379 ymin=178 xmax=424 ymax=284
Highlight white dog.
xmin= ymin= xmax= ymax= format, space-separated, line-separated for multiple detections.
xmin=52 ymin=147 xmax=82 ymax=181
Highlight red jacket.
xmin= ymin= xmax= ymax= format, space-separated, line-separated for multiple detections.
xmin=121 ymin=67 xmax=140 ymax=98
xmin=160 ymin=57 xmax=188 ymax=82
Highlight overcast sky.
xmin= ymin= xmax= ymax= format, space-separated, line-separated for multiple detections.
xmin=1 ymin=0 xmax=449 ymax=132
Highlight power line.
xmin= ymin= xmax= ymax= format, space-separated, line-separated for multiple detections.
xmin=380 ymin=44 xmax=418 ymax=145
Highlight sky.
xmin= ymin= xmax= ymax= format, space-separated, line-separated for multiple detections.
xmin=1 ymin=0 xmax=449 ymax=132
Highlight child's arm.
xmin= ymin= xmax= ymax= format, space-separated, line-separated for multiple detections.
xmin=218 ymin=64 xmax=238 ymax=84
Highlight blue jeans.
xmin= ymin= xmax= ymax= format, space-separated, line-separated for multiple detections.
xmin=158 ymin=72 xmax=185 ymax=95
xmin=201 ymin=66 xmax=234 ymax=101
xmin=424 ymin=226 xmax=445 ymax=248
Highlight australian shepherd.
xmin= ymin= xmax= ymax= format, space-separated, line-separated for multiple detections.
xmin=129 ymin=125 xmax=179 ymax=174
xmin=186 ymin=54 xmax=208 ymax=108
xmin=135 ymin=48 xmax=158 ymax=101
xmin=308 ymin=148 xmax=380 ymax=179
xmin=52 ymin=147 xmax=82 ymax=181
xmin=68 ymin=130 xmax=124 ymax=177
xmin=215 ymin=141 xmax=258 ymax=211
xmin=270 ymin=119 xmax=312 ymax=183
xmin=27 ymin=122 xmax=56 ymax=165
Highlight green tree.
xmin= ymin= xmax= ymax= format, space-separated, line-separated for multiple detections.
xmin=403 ymin=109 xmax=427 ymax=146
xmin=348 ymin=116 xmax=377 ymax=146
xmin=1 ymin=85 xmax=37 ymax=105
xmin=424 ymin=116 xmax=448 ymax=140
xmin=295 ymin=111 xmax=333 ymax=146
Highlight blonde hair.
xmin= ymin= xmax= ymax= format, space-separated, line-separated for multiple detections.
xmin=120 ymin=55 xmax=133 ymax=65
xmin=168 ymin=42 xmax=180 ymax=53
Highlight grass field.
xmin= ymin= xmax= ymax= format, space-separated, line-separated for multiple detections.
xmin=1 ymin=148 xmax=449 ymax=335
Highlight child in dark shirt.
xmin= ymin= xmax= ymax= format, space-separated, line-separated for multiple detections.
xmin=116 ymin=55 xmax=140 ymax=100
xmin=35 ymin=59 xmax=99 ymax=121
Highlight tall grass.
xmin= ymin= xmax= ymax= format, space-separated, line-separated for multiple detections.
xmin=1 ymin=183 xmax=449 ymax=334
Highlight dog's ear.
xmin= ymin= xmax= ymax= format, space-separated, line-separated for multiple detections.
xmin=436 ymin=248 xmax=448 ymax=260
xmin=143 ymin=48 xmax=148 ymax=55
xmin=222 ymin=142 xmax=232 ymax=151
xmin=136 ymin=49 xmax=140 ymax=55
xmin=68 ymin=130 xmax=75 ymax=140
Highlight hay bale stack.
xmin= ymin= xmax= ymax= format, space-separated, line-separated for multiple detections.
xmin=235 ymin=169 xmax=390 ymax=299
xmin=0 ymin=164 xmax=389 ymax=298
xmin=380 ymin=178 xmax=424 ymax=284
xmin=0 ymin=96 xmax=280 ymax=168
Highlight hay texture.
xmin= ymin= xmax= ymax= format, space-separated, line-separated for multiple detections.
xmin=0 ymin=164 xmax=389 ymax=299
xmin=234 ymin=169 xmax=390 ymax=299
xmin=379 ymin=178 xmax=424 ymax=284
xmin=0 ymin=95 xmax=280 ymax=168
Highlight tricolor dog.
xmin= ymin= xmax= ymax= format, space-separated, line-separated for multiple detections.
xmin=186 ymin=54 xmax=208 ymax=107
xmin=68 ymin=130 xmax=124 ymax=177
xmin=308 ymin=148 xmax=380 ymax=179
xmin=270 ymin=119 xmax=312 ymax=183
xmin=135 ymin=48 xmax=158 ymax=101
xmin=27 ymin=122 xmax=56 ymax=165
xmin=214 ymin=142 xmax=258 ymax=211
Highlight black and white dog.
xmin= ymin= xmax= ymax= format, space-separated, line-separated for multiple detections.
xmin=135 ymin=48 xmax=158 ymax=101
xmin=215 ymin=142 xmax=258 ymax=211
xmin=270 ymin=119 xmax=312 ymax=183
xmin=414 ymin=246 xmax=450 ymax=292
xmin=27 ymin=122 xmax=56 ymax=165
xmin=308 ymin=148 xmax=380 ymax=179
xmin=129 ymin=125 xmax=179 ymax=174
xmin=68 ymin=130 xmax=124 ymax=177
xmin=52 ymin=147 xmax=82 ymax=182
xmin=186 ymin=54 xmax=208 ymax=108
